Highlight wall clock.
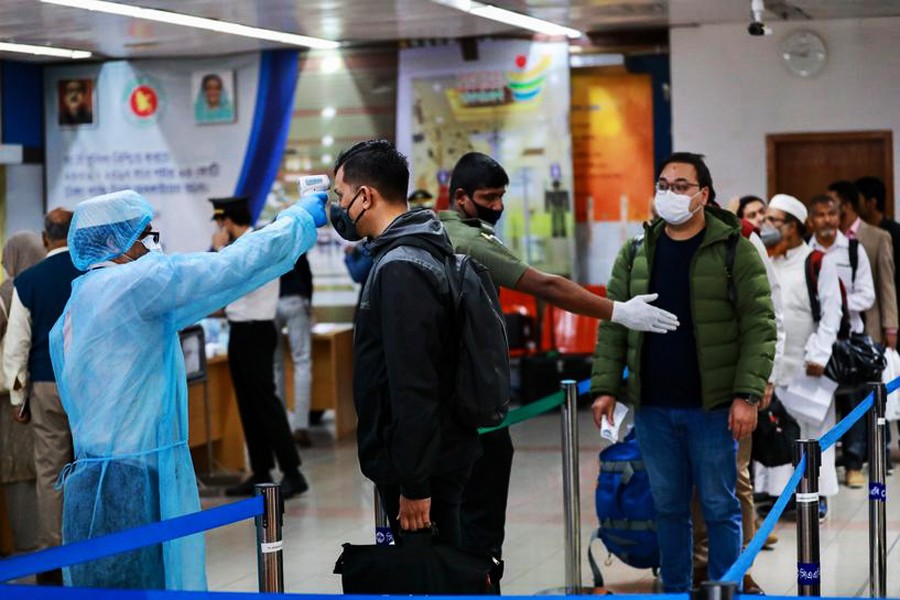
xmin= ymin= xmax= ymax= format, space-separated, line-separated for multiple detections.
xmin=781 ymin=30 xmax=827 ymax=78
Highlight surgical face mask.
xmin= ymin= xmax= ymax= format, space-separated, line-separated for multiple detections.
xmin=654 ymin=189 xmax=702 ymax=225
xmin=141 ymin=233 xmax=162 ymax=253
xmin=330 ymin=188 xmax=366 ymax=242
xmin=759 ymin=223 xmax=783 ymax=248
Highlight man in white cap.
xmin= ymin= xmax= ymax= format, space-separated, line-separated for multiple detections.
xmin=49 ymin=188 xmax=327 ymax=590
xmin=760 ymin=193 xmax=843 ymax=520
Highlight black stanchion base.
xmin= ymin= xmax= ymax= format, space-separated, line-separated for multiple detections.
xmin=691 ymin=581 xmax=738 ymax=600
xmin=535 ymin=585 xmax=598 ymax=595
xmin=197 ymin=472 xmax=246 ymax=497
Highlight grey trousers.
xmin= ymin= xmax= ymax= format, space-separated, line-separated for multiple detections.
xmin=31 ymin=382 xmax=73 ymax=549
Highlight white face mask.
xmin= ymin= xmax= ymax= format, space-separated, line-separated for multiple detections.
xmin=654 ymin=189 xmax=702 ymax=225
xmin=141 ymin=235 xmax=163 ymax=253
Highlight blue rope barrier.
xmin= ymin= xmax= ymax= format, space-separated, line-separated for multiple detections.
xmin=0 ymin=496 xmax=264 ymax=583
xmin=723 ymin=375 xmax=900 ymax=584
xmin=0 ymin=585 xmax=892 ymax=600
xmin=722 ymin=455 xmax=807 ymax=583
xmin=820 ymin=391 xmax=873 ymax=452
xmin=0 ymin=589 xmax=690 ymax=600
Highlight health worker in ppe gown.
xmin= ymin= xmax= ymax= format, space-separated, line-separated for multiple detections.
xmin=49 ymin=189 xmax=328 ymax=590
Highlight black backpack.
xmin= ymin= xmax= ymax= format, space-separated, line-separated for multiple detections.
xmin=370 ymin=239 xmax=510 ymax=429
xmin=444 ymin=253 xmax=511 ymax=428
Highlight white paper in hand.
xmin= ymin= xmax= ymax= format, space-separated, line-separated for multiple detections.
xmin=780 ymin=374 xmax=838 ymax=425
xmin=600 ymin=402 xmax=632 ymax=443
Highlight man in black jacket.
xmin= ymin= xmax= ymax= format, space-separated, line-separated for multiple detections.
xmin=331 ymin=140 xmax=480 ymax=545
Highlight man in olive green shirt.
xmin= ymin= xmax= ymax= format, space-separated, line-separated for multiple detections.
xmin=439 ymin=152 xmax=679 ymax=591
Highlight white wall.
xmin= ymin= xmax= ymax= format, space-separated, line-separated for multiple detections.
xmin=671 ymin=17 xmax=900 ymax=210
xmin=5 ymin=164 xmax=45 ymax=237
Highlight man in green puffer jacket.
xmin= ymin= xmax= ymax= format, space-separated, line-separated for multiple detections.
xmin=591 ymin=153 xmax=776 ymax=593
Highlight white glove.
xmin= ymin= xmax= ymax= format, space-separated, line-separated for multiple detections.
xmin=611 ymin=293 xmax=679 ymax=333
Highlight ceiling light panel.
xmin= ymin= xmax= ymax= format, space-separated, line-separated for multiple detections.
xmin=40 ymin=0 xmax=340 ymax=49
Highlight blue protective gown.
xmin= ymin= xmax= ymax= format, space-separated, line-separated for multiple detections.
xmin=49 ymin=205 xmax=318 ymax=589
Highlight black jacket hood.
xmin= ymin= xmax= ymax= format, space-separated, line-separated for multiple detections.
xmin=367 ymin=207 xmax=454 ymax=259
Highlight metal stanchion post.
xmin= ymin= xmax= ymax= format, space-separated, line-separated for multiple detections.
xmin=693 ymin=581 xmax=738 ymax=600
xmin=560 ymin=379 xmax=582 ymax=594
xmin=374 ymin=486 xmax=394 ymax=545
xmin=255 ymin=483 xmax=284 ymax=593
xmin=793 ymin=439 xmax=822 ymax=597
xmin=868 ymin=382 xmax=887 ymax=598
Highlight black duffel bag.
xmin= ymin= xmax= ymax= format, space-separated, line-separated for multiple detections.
xmin=334 ymin=530 xmax=494 ymax=595
xmin=752 ymin=398 xmax=801 ymax=467
xmin=825 ymin=332 xmax=886 ymax=388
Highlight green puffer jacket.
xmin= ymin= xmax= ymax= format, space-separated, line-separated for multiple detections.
xmin=590 ymin=206 xmax=776 ymax=410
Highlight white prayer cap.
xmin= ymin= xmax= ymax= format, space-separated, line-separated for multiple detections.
xmin=768 ymin=193 xmax=807 ymax=223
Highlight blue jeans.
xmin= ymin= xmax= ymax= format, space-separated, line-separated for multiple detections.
xmin=635 ymin=406 xmax=741 ymax=592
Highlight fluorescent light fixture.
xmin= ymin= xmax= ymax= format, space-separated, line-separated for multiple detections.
xmin=40 ymin=0 xmax=340 ymax=50
xmin=470 ymin=5 xmax=582 ymax=39
xmin=432 ymin=0 xmax=582 ymax=39
xmin=320 ymin=106 xmax=336 ymax=119
xmin=321 ymin=134 xmax=334 ymax=147
xmin=0 ymin=41 xmax=91 ymax=59
xmin=569 ymin=53 xmax=625 ymax=68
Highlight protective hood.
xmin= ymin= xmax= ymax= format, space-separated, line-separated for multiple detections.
xmin=69 ymin=190 xmax=153 ymax=271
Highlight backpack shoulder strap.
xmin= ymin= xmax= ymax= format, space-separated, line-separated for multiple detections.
xmin=725 ymin=233 xmax=739 ymax=305
xmin=628 ymin=234 xmax=644 ymax=271
xmin=806 ymin=250 xmax=823 ymax=323
xmin=849 ymin=238 xmax=859 ymax=284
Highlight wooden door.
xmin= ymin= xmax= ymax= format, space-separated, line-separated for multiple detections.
xmin=767 ymin=130 xmax=894 ymax=217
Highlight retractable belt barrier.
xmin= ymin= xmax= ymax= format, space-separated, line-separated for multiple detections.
xmin=0 ymin=496 xmax=263 ymax=583
xmin=478 ymin=379 xmax=592 ymax=434
xmin=722 ymin=377 xmax=900 ymax=593
xmin=5 ymin=374 xmax=897 ymax=597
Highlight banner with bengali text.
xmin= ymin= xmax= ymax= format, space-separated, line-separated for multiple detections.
xmin=44 ymin=55 xmax=261 ymax=253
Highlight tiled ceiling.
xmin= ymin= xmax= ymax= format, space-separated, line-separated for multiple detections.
xmin=1 ymin=0 xmax=899 ymax=62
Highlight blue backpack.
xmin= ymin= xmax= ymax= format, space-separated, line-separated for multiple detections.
xmin=594 ymin=431 xmax=660 ymax=571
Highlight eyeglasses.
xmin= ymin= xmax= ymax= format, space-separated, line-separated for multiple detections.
xmin=765 ymin=216 xmax=785 ymax=226
xmin=142 ymin=230 xmax=160 ymax=243
xmin=656 ymin=180 xmax=700 ymax=195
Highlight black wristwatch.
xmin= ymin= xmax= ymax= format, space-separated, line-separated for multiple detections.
xmin=736 ymin=393 xmax=761 ymax=406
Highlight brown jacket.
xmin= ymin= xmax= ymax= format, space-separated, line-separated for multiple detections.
xmin=856 ymin=219 xmax=898 ymax=342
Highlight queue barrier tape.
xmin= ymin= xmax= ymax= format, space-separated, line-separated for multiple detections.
xmin=724 ymin=375 xmax=900 ymax=584
xmin=0 ymin=586 xmax=896 ymax=600
xmin=722 ymin=455 xmax=807 ymax=583
xmin=478 ymin=379 xmax=592 ymax=434
xmin=6 ymin=373 xmax=894 ymax=593
xmin=0 ymin=496 xmax=263 ymax=583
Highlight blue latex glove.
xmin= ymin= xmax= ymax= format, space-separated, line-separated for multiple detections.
xmin=297 ymin=191 xmax=329 ymax=227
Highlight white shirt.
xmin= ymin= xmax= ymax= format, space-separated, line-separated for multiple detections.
xmin=225 ymin=279 xmax=279 ymax=322
xmin=222 ymin=229 xmax=279 ymax=322
xmin=2 ymin=247 xmax=71 ymax=406
xmin=748 ymin=232 xmax=786 ymax=383
xmin=770 ymin=243 xmax=843 ymax=386
xmin=809 ymin=231 xmax=875 ymax=334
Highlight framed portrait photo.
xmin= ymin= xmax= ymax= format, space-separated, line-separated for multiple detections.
xmin=57 ymin=78 xmax=96 ymax=127
xmin=192 ymin=70 xmax=236 ymax=124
